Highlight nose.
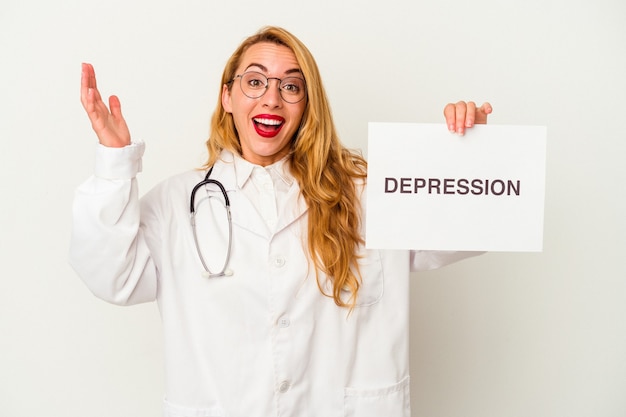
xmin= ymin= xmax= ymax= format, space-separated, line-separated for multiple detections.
xmin=260 ymin=78 xmax=282 ymax=107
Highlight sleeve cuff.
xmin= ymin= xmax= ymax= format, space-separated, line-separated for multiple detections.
xmin=94 ymin=141 xmax=145 ymax=180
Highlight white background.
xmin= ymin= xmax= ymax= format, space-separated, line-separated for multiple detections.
xmin=1 ymin=0 xmax=624 ymax=416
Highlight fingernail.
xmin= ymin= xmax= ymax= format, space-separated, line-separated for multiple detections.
xmin=449 ymin=124 xmax=455 ymax=133
xmin=457 ymin=127 xmax=464 ymax=135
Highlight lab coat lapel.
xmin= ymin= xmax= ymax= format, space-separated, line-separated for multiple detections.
xmin=209 ymin=153 xmax=309 ymax=238
xmin=227 ymin=177 xmax=308 ymax=238
xmin=274 ymin=180 xmax=308 ymax=235
xmin=208 ymin=158 xmax=270 ymax=238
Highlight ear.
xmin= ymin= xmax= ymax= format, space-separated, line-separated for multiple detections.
xmin=222 ymin=84 xmax=233 ymax=113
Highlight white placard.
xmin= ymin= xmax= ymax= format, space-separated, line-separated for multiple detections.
xmin=366 ymin=123 xmax=546 ymax=252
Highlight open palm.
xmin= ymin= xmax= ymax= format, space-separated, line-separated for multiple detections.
xmin=80 ymin=63 xmax=131 ymax=148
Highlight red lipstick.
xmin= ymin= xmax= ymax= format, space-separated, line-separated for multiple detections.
xmin=252 ymin=114 xmax=284 ymax=138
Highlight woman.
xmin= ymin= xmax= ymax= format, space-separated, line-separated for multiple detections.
xmin=71 ymin=26 xmax=491 ymax=417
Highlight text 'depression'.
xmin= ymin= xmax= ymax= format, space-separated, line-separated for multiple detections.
xmin=384 ymin=177 xmax=521 ymax=196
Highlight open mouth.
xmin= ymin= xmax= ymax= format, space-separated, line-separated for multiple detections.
xmin=253 ymin=116 xmax=284 ymax=138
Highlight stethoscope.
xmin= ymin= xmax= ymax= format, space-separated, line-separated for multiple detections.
xmin=189 ymin=167 xmax=234 ymax=278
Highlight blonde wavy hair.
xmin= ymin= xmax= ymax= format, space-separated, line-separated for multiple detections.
xmin=205 ymin=26 xmax=367 ymax=308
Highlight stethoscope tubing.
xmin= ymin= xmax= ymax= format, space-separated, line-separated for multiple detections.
xmin=189 ymin=167 xmax=233 ymax=278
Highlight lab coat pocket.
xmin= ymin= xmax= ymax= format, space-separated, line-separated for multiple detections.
xmin=163 ymin=399 xmax=225 ymax=417
xmin=323 ymin=249 xmax=384 ymax=306
xmin=344 ymin=376 xmax=410 ymax=417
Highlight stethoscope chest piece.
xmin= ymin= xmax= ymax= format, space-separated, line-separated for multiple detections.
xmin=201 ymin=268 xmax=234 ymax=278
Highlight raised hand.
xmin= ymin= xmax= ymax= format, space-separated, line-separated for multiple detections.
xmin=444 ymin=101 xmax=492 ymax=136
xmin=80 ymin=63 xmax=131 ymax=148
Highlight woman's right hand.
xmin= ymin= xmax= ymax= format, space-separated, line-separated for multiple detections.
xmin=80 ymin=63 xmax=131 ymax=148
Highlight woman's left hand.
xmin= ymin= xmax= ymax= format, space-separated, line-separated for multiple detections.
xmin=444 ymin=101 xmax=492 ymax=135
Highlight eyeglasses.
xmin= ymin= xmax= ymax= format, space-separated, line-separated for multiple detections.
xmin=230 ymin=71 xmax=307 ymax=104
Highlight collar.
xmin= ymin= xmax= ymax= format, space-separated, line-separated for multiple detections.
xmin=232 ymin=152 xmax=294 ymax=190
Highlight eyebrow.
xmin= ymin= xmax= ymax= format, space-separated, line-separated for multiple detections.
xmin=244 ymin=63 xmax=303 ymax=76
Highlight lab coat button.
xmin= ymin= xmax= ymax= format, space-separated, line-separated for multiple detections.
xmin=277 ymin=380 xmax=291 ymax=393
xmin=277 ymin=317 xmax=291 ymax=328
xmin=273 ymin=256 xmax=286 ymax=267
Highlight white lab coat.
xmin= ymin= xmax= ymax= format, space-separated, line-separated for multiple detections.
xmin=69 ymin=142 xmax=479 ymax=417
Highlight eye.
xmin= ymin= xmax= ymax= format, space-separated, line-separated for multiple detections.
xmin=243 ymin=73 xmax=267 ymax=90
xmin=281 ymin=78 xmax=304 ymax=94
xmin=247 ymin=78 xmax=264 ymax=88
